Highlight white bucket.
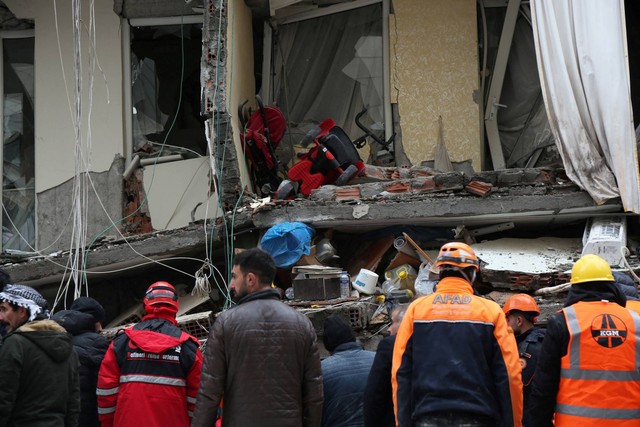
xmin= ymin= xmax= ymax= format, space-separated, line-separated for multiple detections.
xmin=352 ymin=268 xmax=379 ymax=294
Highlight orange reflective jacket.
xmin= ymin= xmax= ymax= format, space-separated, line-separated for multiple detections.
xmin=392 ymin=277 xmax=522 ymax=427
xmin=626 ymin=299 xmax=640 ymax=316
xmin=555 ymin=301 xmax=640 ymax=426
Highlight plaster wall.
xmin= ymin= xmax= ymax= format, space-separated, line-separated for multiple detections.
xmin=5 ymin=0 xmax=124 ymax=191
xmin=4 ymin=0 xmax=125 ymax=252
xmin=393 ymin=0 xmax=480 ymax=170
xmin=143 ymin=157 xmax=218 ymax=230
xmin=38 ymin=156 xmax=125 ymax=252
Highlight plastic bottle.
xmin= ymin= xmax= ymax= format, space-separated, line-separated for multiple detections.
xmin=382 ymin=278 xmax=397 ymax=294
xmin=395 ymin=270 xmax=416 ymax=293
xmin=340 ymin=271 xmax=350 ymax=298
xmin=414 ymin=279 xmax=438 ymax=296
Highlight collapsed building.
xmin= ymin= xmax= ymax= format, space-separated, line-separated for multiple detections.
xmin=0 ymin=0 xmax=638 ymax=346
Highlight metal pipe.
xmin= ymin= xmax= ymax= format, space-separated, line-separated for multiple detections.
xmin=139 ymin=154 xmax=184 ymax=166
xmin=122 ymin=154 xmax=141 ymax=180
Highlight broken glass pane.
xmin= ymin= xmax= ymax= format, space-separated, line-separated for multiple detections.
xmin=272 ymin=4 xmax=384 ymax=152
xmin=130 ymin=23 xmax=206 ymax=158
xmin=2 ymin=36 xmax=35 ymax=251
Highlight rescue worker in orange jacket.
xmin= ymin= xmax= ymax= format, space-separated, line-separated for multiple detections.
xmin=526 ymin=254 xmax=640 ymax=427
xmin=503 ymin=294 xmax=545 ymax=420
xmin=392 ymin=242 xmax=523 ymax=427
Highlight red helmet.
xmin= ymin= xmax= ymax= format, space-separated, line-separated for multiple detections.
xmin=503 ymin=293 xmax=540 ymax=317
xmin=143 ymin=281 xmax=179 ymax=314
xmin=435 ymin=242 xmax=480 ymax=271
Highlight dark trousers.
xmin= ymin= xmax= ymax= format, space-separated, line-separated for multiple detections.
xmin=414 ymin=412 xmax=495 ymax=427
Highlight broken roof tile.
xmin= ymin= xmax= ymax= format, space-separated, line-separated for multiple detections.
xmin=411 ymin=177 xmax=436 ymax=193
xmin=465 ymin=180 xmax=493 ymax=197
xmin=335 ymin=187 xmax=361 ymax=201
xmin=385 ymin=181 xmax=411 ymax=193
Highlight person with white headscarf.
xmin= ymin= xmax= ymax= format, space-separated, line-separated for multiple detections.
xmin=0 ymin=283 xmax=80 ymax=426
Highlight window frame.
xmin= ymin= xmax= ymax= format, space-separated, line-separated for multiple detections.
xmin=263 ymin=0 xmax=393 ymax=143
xmin=0 ymin=29 xmax=35 ymax=253
xmin=122 ymin=15 xmax=204 ymax=166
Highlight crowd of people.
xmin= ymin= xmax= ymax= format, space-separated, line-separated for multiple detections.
xmin=0 ymin=244 xmax=639 ymax=426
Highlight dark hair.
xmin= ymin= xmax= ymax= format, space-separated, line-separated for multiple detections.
xmin=233 ymin=248 xmax=276 ymax=286
xmin=509 ymin=309 xmax=536 ymax=324
xmin=0 ymin=269 xmax=11 ymax=287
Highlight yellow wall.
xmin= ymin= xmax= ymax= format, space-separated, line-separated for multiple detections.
xmin=393 ymin=0 xmax=480 ymax=170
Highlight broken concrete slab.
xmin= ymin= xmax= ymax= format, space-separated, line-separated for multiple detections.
xmin=475 ymin=237 xmax=581 ymax=275
xmin=38 ymin=156 xmax=125 ymax=253
xmin=252 ymin=189 xmax=621 ymax=232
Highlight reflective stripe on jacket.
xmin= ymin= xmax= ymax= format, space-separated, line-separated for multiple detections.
xmin=392 ymin=276 xmax=523 ymax=427
xmin=96 ymin=317 xmax=203 ymax=427
xmin=626 ymin=299 xmax=640 ymax=316
xmin=555 ymin=301 xmax=640 ymax=426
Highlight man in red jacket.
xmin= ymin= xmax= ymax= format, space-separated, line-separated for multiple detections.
xmin=97 ymin=282 xmax=203 ymax=427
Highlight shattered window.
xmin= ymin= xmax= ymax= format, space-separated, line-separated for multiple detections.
xmin=130 ymin=21 xmax=206 ymax=158
xmin=2 ymin=34 xmax=34 ymax=252
xmin=272 ymin=3 xmax=385 ymax=149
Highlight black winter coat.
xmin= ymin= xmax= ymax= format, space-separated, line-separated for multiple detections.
xmin=53 ymin=309 xmax=108 ymax=427
xmin=0 ymin=319 xmax=80 ymax=427
xmin=363 ymin=335 xmax=396 ymax=427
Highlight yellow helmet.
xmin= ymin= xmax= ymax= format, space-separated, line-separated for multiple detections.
xmin=570 ymin=254 xmax=614 ymax=285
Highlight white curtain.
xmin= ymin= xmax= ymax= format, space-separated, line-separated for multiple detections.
xmin=531 ymin=0 xmax=640 ymax=213
xmin=272 ymin=3 xmax=383 ymax=140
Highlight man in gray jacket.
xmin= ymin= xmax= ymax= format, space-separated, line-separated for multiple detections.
xmin=192 ymin=248 xmax=323 ymax=427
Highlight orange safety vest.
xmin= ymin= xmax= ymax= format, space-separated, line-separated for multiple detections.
xmin=626 ymin=299 xmax=640 ymax=316
xmin=555 ymin=301 xmax=640 ymax=426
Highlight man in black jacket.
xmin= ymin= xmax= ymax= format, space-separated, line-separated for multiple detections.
xmin=0 ymin=284 xmax=80 ymax=426
xmin=53 ymin=297 xmax=108 ymax=427
xmin=363 ymin=304 xmax=408 ymax=427
xmin=503 ymin=293 xmax=545 ymax=419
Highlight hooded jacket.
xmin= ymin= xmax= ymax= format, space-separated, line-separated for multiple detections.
xmin=192 ymin=288 xmax=324 ymax=427
xmin=0 ymin=319 xmax=80 ymax=427
xmin=97 ymin=315 xmax=203 ymax=427
xmin=526 ymin=282 xmax=629 ymax=427
xmin=52 ymin=309 xmax=108 ymax=427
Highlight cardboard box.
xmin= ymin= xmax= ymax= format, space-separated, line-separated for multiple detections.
xmin=296 ymin=246 xmax=322 ymax=266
